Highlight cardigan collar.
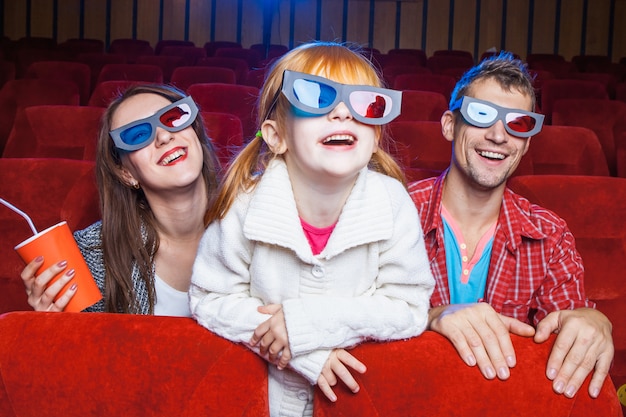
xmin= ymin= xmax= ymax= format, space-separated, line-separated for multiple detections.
xmin=243 ymin=159 xmax=394 ymax=261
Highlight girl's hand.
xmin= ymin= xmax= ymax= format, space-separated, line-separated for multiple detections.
xmin=250 ymin=304 xmax=292 ymax=369
xmin=21 ymin=256 xmax=77 ymax=312
xmin=317 ymin=349 xmax=367 ymax=402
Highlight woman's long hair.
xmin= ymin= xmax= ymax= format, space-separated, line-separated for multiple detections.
xmin=205 ymin=41 xmax=405 ymax=224
xmin=96 ymin=84 xmax=220 ymax=313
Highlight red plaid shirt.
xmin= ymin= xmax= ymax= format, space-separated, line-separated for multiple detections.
xmin=408 ymin=173 xmax=594 ymax=325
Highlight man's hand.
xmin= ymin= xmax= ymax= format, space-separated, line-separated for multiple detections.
xmin=535 ymin=308 xmax=614 ymax=398
xmin=429 ymin=303 xmax=535 ymax=380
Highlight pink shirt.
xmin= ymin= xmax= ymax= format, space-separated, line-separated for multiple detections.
xmin=300 ymin=218 xmax=337 ymax=255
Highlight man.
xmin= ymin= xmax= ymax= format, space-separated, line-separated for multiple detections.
xmin=408 ymin=52 xmax=614 ymax=399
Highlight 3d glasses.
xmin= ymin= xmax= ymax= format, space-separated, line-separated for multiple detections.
xmin=275 ymin=70 xmax=402 ymax=125
xmin=110 ymin=95 xmax=199 ymax=151
xmin=451 ymin=96 xmax=544 ymax=138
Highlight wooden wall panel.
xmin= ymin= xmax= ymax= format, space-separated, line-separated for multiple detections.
xmin=319 ymin=0 xmax=345 ymax=43
xmin=559 ymin=0 xmax=584 ymax=60
xmin=3 ymin=1 xmax=26 ymax=40
xmin=425 ymin=0 xmax=450 ymax=55
xmin=531 ymin=0 xmax=556 ymax=54
xmin=397 ymin=1 xmax=422 ymax=50
xmin=372 ymin=1 xmax=397 ymax=53
xmin=109 ymin=0 xmax=133 ymax=42
xmin=454 ymin=0 xmax=477 ymax=56
xmin=83 ymin=0 xmax=107 ymax=44
xmin=57 ymin=0 xmax=81 ymax=43
xmin=241 ymin=0 xmax=264 ymax=49
xmin=504 ymin=0 xmax=529 ymax=59
xmin=213 ymin=1 xmax=238 ymax=42
xmin=2 ymin=0 xmax=626 ymax=62
xmin=276 ymin=1 xmax=292 ymax=48
xmin=346 ymin=0 xmax=372 ymax=49
xmin=137 ymin=0 xmax=160 ymax=47
xmin=477 ymin=0 xmax=502 ymax=59
xmin=30 ymin=0 xmax=54 ymax=38
xmin=615 ymin=0 xmax=626 ymax=60
xmin=585 ymin=0 xmax=611 ymax=56
xmin=161 ymin=0 xmax=186 ymax=42
xmin=188 ymin=0 xmax=212 ymax=47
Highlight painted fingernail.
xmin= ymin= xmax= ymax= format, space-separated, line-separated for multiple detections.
xmin=466 ymin=355 xmax=477 ymax=366
xmin=70 ymin=283 xmax=77 ymax=291
xmin=57 ymin=260 xmax=67 ymax=268
xmin=554 ymin=381 xmax=565 ymax=394
xmin=35 ymin=255 xmax=44 ymax=262
xmin=497 ymin=367 xmax=509 ymax=379
xmin=485 ymin=367 xmax=496 ymax=379
xmin=565 ymin=385 xmax=576 ymax=398
xmin=547 ymin=368 xmax=557 ymax=380
xmin=66 ymin=268 xmax=75 ymax=277
xmin=506 ymin=356 xmax=516 ymax=367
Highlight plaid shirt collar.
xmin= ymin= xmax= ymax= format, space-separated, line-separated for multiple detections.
xmin=422 ymin=170 xmax=549 ymax=254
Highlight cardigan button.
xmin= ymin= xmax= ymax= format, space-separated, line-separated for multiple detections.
xmin=312 ymin=265 xmax=324 ymax=278
xmin=297 ymin=389 xmax=309 ymax=401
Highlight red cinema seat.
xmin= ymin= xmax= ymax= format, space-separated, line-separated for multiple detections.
xmin=2 ymin=105 xmax=104 ymax=160
xmin=540 ymin=79 xmax=609 ymax=124
xmin=396 ymin=90 xmax=448 ymax=122
xmin=96 ymin=63 xmax=163 ymax=85
xmin=552 ymin=98 xmax=626 ymax=176
xmin=507 ymin=174 xmax=626 ymax=413
xmin=25 ymin=61 xmax=92 ymax=105
xmin=170 ymin=66 xmax=237 ymax=92
xmin=107 ymin=38 xmax=154 ymax=63
xmin=0 ymin=79 xmax=80 ymax=155
xmin=188 ymin=83 xmax=260 ymax=140
xmin=528 ymin=125 xmax=609 ymax=176
xmin=0 ymin=158 xmax=100 ymax=313
xmin=393 ymin=73 xmax=457 ymax=101
xmin=201 ymin=111 xmax=244 ymax=167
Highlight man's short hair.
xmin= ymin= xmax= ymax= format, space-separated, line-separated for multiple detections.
xmin=449 ymin=51 xmax=537 ymax=111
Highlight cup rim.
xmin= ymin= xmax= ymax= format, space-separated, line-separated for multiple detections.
xmin=13 ymin=221 xmax=69 ymax=250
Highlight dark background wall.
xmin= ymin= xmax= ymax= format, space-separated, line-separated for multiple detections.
xmin=2 ymin=0 xmax=625 ymax=61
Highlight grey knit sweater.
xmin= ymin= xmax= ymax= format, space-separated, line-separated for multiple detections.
xmin=74 ymin=221 xmax=151 ymax=314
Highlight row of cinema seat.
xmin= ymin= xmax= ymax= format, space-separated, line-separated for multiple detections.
xmin=0 ymin=81 xmax=625 ymax=179
xmin=1 ymin=157 xmax=624 ymax=413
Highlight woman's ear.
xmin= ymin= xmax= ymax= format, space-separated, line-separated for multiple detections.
xmin=440 ymin=110 xmax=456 ymax=143
xmin=117 ymin=166 xmax=139 ymax=188
xmin=261 ymin=119 xmax=287 ymax=154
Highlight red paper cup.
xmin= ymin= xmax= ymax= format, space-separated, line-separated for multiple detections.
xmin=14 ymin=221 xmax=102 ymax=312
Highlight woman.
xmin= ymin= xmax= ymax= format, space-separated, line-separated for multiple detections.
xmin=21 ymin=84 xmax=221 ymax=315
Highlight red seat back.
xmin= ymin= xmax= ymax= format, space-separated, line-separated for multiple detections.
xmin=2 ymin=105 xmax=104 ymax=160
xmin=0 ymin=158 xmax=100 ymax=313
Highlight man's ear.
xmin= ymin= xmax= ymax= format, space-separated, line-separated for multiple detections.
xmin=441 ymin=110 xmax=456 ymax=143
xmin=261 ymin=119 xmax=287 ymax=154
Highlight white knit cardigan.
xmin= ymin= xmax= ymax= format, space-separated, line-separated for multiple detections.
xmin=190 ymin=159 xmax=434 ymax=416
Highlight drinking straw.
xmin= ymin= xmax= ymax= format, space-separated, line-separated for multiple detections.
xmin=0 ymin=198 xmax=38 ymax=234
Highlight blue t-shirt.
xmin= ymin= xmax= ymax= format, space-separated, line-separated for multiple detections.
xmin=441 ymin=208 xmax=495 ymax=304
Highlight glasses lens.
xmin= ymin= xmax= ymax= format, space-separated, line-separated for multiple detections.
xmin=466 ymin=101 xmax=498 ymax=125
xmin=292 ymin=79 xmax=337 ymax=109
xmin=120 ymin=122 xmax=154 ymax=146
xmin=349 ymin=91 xmax=392 ymax=119
xmin=506 ymin=113 xmax=536 ymax=133
xmin=160 ymin=103 xmax=192 ymax=128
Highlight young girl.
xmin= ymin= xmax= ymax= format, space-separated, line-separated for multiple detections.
xmin=190 ymin=42 xmax=434 ymax=416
